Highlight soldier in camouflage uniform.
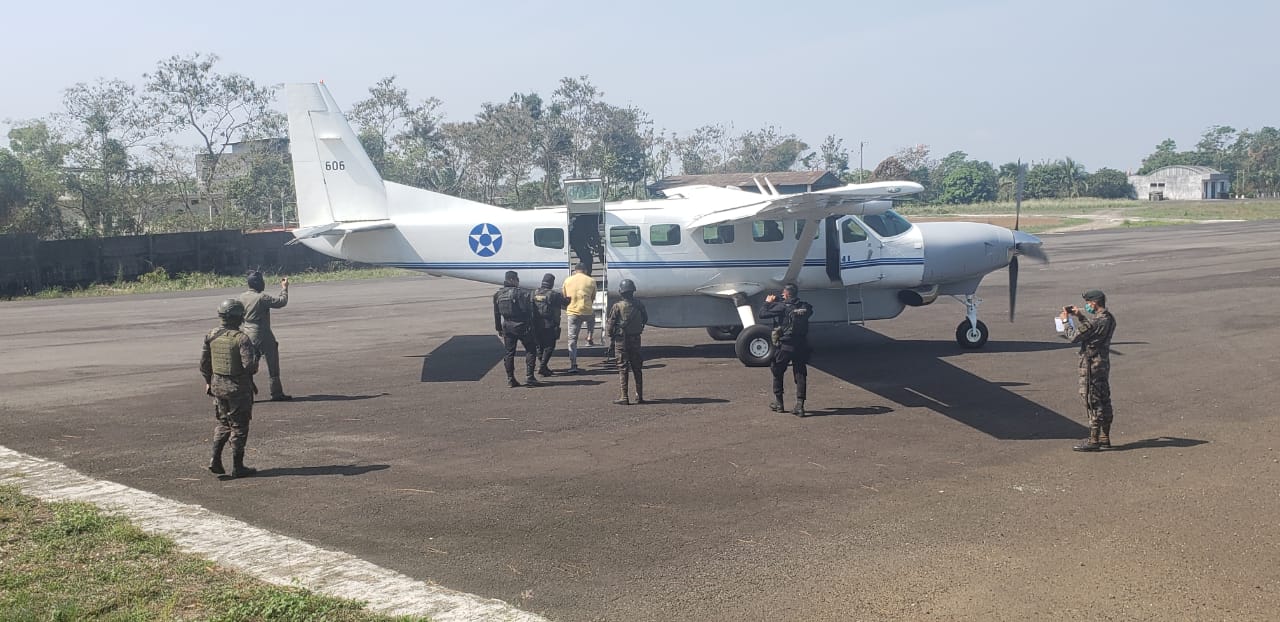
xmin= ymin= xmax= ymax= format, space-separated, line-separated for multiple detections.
xmin=200 ymin=299 xmax=261 ymax=478
xmin=239 ymin=271 xmax=291 ymax=401
xmin=494 ymin=270 xmax=542 ymax=388
xmin=1061 ymin=289 xmax=1117 ymax=451
xmin=605 ymin=279 xmax=648 ymax=405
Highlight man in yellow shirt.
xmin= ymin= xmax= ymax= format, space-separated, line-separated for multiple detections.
xmin=562 ymin=263 xmax=597 ymax=373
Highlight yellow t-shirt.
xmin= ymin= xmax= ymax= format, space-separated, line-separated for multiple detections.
xmin=562 ymin=272 xmax=597 ymax=317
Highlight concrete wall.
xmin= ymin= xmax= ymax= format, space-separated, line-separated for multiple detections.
xmin=0 ymin=230 xmax=339 ymax=297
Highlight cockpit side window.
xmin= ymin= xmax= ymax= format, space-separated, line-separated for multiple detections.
xmin=842 ymin=218 xmax=868 ymax=243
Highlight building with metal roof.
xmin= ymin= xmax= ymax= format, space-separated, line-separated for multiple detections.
xmin=1128 ymin=165 xmax=1230 ymax=200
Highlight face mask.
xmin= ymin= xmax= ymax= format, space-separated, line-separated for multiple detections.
xmin=1084 ymin=302 xmax=1095 ymax=313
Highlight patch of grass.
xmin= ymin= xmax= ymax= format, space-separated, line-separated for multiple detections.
xmin=13 ymin=265 xmax=415 ymax=301
xmin=1126 ymin=199 xmax=1280 ymax=221
xmin=1022 ymin=217 xmax=1091 ymax=233
xmin=0 ymin=486 xmax=427 ymax=621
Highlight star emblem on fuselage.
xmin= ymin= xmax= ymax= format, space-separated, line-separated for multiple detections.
xmin=468 ymin=223 xmax=503 ymax=257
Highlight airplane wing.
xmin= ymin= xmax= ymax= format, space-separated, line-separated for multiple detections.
xmin=682 ymin=180 xmax=924 ymax=229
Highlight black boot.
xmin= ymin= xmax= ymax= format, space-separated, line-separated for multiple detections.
xmin=769 ymin=393 xmax=785 ymax=413
xmin=231 ymin=451 xmax=257 ymax=478
xmin=791 ymin=399 xmax=807 ymax=417
xmin=635 ymin=374 xmax=645 ymax=404
xmin=525 ymin=375 xmax=542 ymax=387
xmin=508 ymin=377 xmax=520 ymax=388
xmin=208 ymin=438 xmax=227 ymax=475
xmin=1073 ymin=426 xmax=1102 ymax=452
xmin=1099 ymin=422 xmax=1112 ymax=449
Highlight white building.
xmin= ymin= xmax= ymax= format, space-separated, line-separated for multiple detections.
xmin=1128 ymin=165 xmax=1230 ymax=200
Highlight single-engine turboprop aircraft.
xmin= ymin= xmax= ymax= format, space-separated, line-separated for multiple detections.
xmin=284 ymin=83 xmax=1048 ymax=366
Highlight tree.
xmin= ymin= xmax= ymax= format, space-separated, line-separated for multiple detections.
xmin=675 ymin=124 xmax=732 ymax=175
xmin=145 ymin=52 xmax=278 ymax=222
xmin=871 ymin=156 xmax=911 ymax=181
xmin=1085 ymin=168 xmax=1133 ymax=199
xmin=4 ymin=122 xmax=73 ymax=238
xmin=816 ymin=135 xmax=850 ymax=177
xmin=1138 ymin=139 xmax=1194 ymax=175
xmin=938 ymin=160 xmax=997 ymax=204
xmin=723 ymin=126 xmax=808 ymax=173
xmin=58 ymin=78 xmax=157 ymax=236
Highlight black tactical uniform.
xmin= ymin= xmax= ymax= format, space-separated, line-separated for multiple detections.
xmin=200 ymin=298 xmax=260 ymax=477
xmin=605 ymin=279 xmax=648 ymax=405
xmin=494 ymin=271 xmax=541 ymax=387
xmin=760 ymin=283 xmax=814 ymax=417
xmin=533 ymin=273 xmax=568 ymax=376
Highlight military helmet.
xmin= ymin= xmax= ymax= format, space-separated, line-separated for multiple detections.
xmin=217 ymin=298 xmax=245 ymax=319
xmin=618 ymin=279 xmax=637 ymax=294
xmin=1082 ymin=289 xmax=1106 ymax=305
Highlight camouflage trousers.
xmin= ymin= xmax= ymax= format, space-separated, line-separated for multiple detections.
xmin=617 ymin=335 xmax=643 ymax=400
xmin=212 ymin=393 xmax=254 ymax=455
xmin=1079 ymin=354 xmax=1113 ymax=427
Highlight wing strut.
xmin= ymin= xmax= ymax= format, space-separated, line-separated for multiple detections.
xmin=782 ymin=219 xmax=822 ymax=284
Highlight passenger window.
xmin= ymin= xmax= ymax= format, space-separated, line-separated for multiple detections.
xmin=752 ymin=220 xmax=784 ymax=242
xmin=701 ymin=224 xmax=735 ymax=244
xmin=533 ymin=227 xmax=564 ymax=249
xmin=610 ymin=225 xmax=641 ymax=247
xmin=794 ymin=220 xmax=821 ymax=240
xmin=842 ymin=219 xmax=868 ymax=243
xmin=650 ymin=224 xmax=681 ymax=246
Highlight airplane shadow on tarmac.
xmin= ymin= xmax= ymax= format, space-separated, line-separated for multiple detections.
xmin=284 ymin=393 xmax=389 ymax=402
xmin=417 ymin=329 xmax=1089 ymax=441
xmin=810 ymin=325 xmax=1087 ymax=440
xmin=236 ymin=464 xmax=391 ymax=478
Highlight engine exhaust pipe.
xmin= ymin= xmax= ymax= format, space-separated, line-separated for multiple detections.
xmin=898 ymin=285 xmax=940 ymax=307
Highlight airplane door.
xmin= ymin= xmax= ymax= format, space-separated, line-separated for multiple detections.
xmin=837 ymin=216 xmax=882 ymax=286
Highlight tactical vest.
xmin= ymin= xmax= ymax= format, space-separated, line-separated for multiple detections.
xmin=533 ymin=289 xmax=559 ymax=327
xmin=615 ymin=300 xmax=645 ymax=336
xmin=779 ymin=302 xmax=810 ymax=342
xmin=209 ymin=329 xmax=244 ymax=376
xmin=497 ymin=287 xmax=528 ymax=321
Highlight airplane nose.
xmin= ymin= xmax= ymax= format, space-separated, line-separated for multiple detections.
xmin=915 ymin=222 xmax=1016 ymax=283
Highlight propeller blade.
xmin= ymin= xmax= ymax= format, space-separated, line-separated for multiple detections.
xmin=1008 ymin=255 xmax=1019 ymax=323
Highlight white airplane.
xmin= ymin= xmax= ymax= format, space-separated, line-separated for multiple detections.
xmin=284 ymin=83 xmax=1047 ymax=366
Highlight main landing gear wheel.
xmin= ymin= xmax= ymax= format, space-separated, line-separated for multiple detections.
xmin=955 ymin=319 xmax=989 ymax=349
xmin=706 ymin=325 xmax=742 ymax=341
xmin=735 ymin=325 xmax=776 ymax=367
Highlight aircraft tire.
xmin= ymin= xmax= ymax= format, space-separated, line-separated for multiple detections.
xmin=736 ymin=325 xmax=776 ymax=367
xmin=706 ymin=325 xmax=743 ymax=341
xmin=955 ymin=319 xmax=989 ymax=349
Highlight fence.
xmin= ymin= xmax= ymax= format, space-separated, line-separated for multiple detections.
xmin=0 ymin=230 xmax=340 ymax=297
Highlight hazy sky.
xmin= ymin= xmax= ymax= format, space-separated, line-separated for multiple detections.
xmin=3 ymin=0 xmax=1276 ymax=173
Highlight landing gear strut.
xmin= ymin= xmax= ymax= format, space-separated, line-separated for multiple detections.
xmin=954 ymin=294 xmax=989 ymax=349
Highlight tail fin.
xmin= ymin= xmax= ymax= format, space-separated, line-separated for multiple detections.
xmin=286 ymin=83 xmax=388 ymax=228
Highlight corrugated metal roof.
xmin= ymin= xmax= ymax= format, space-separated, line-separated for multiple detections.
xmin=1143 ymin=165 xmax=1223 ymax=176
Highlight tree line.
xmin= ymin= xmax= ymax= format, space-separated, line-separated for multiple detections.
xmin=3 ymin=53 xmax=1278 ymax=240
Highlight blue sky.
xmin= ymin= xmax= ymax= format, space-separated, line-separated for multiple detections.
xmin=3 ymin=0 xmax=1276 ymax=173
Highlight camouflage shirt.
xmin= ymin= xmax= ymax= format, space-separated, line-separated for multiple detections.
xmin=1069 ymin=309 xmax=1116 ymax=361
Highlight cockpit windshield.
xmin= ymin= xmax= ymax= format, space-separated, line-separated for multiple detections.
xmin=860 ymin=210 xmax=914 ymax=238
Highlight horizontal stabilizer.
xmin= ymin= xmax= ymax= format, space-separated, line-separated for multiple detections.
xmin=288 ymin=220 xmax=396 ymax=244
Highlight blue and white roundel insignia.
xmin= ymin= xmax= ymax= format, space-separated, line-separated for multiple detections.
xmin=468 ymin=223 xmax=503 ymax=257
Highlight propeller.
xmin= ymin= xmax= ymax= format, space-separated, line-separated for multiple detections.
xmin=1008 ymin=254 xmax=1019 ymax=322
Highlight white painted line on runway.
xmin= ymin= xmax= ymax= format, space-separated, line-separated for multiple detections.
xmin=0 ymin=446 xmax=547 ymax=622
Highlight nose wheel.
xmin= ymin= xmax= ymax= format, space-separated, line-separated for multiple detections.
xmin=955 ymin=319 xmax=989 ymax=349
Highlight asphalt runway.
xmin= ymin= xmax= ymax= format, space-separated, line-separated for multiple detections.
xmin=3 ymin=222 xmax=1279 ymax=621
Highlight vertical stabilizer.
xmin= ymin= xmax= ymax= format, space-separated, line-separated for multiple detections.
xmin=286 ymin=83 xmax=388 ymax=227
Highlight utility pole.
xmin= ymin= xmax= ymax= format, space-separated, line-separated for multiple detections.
xmin=859 ymin=141 xmax=866 ymax=182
